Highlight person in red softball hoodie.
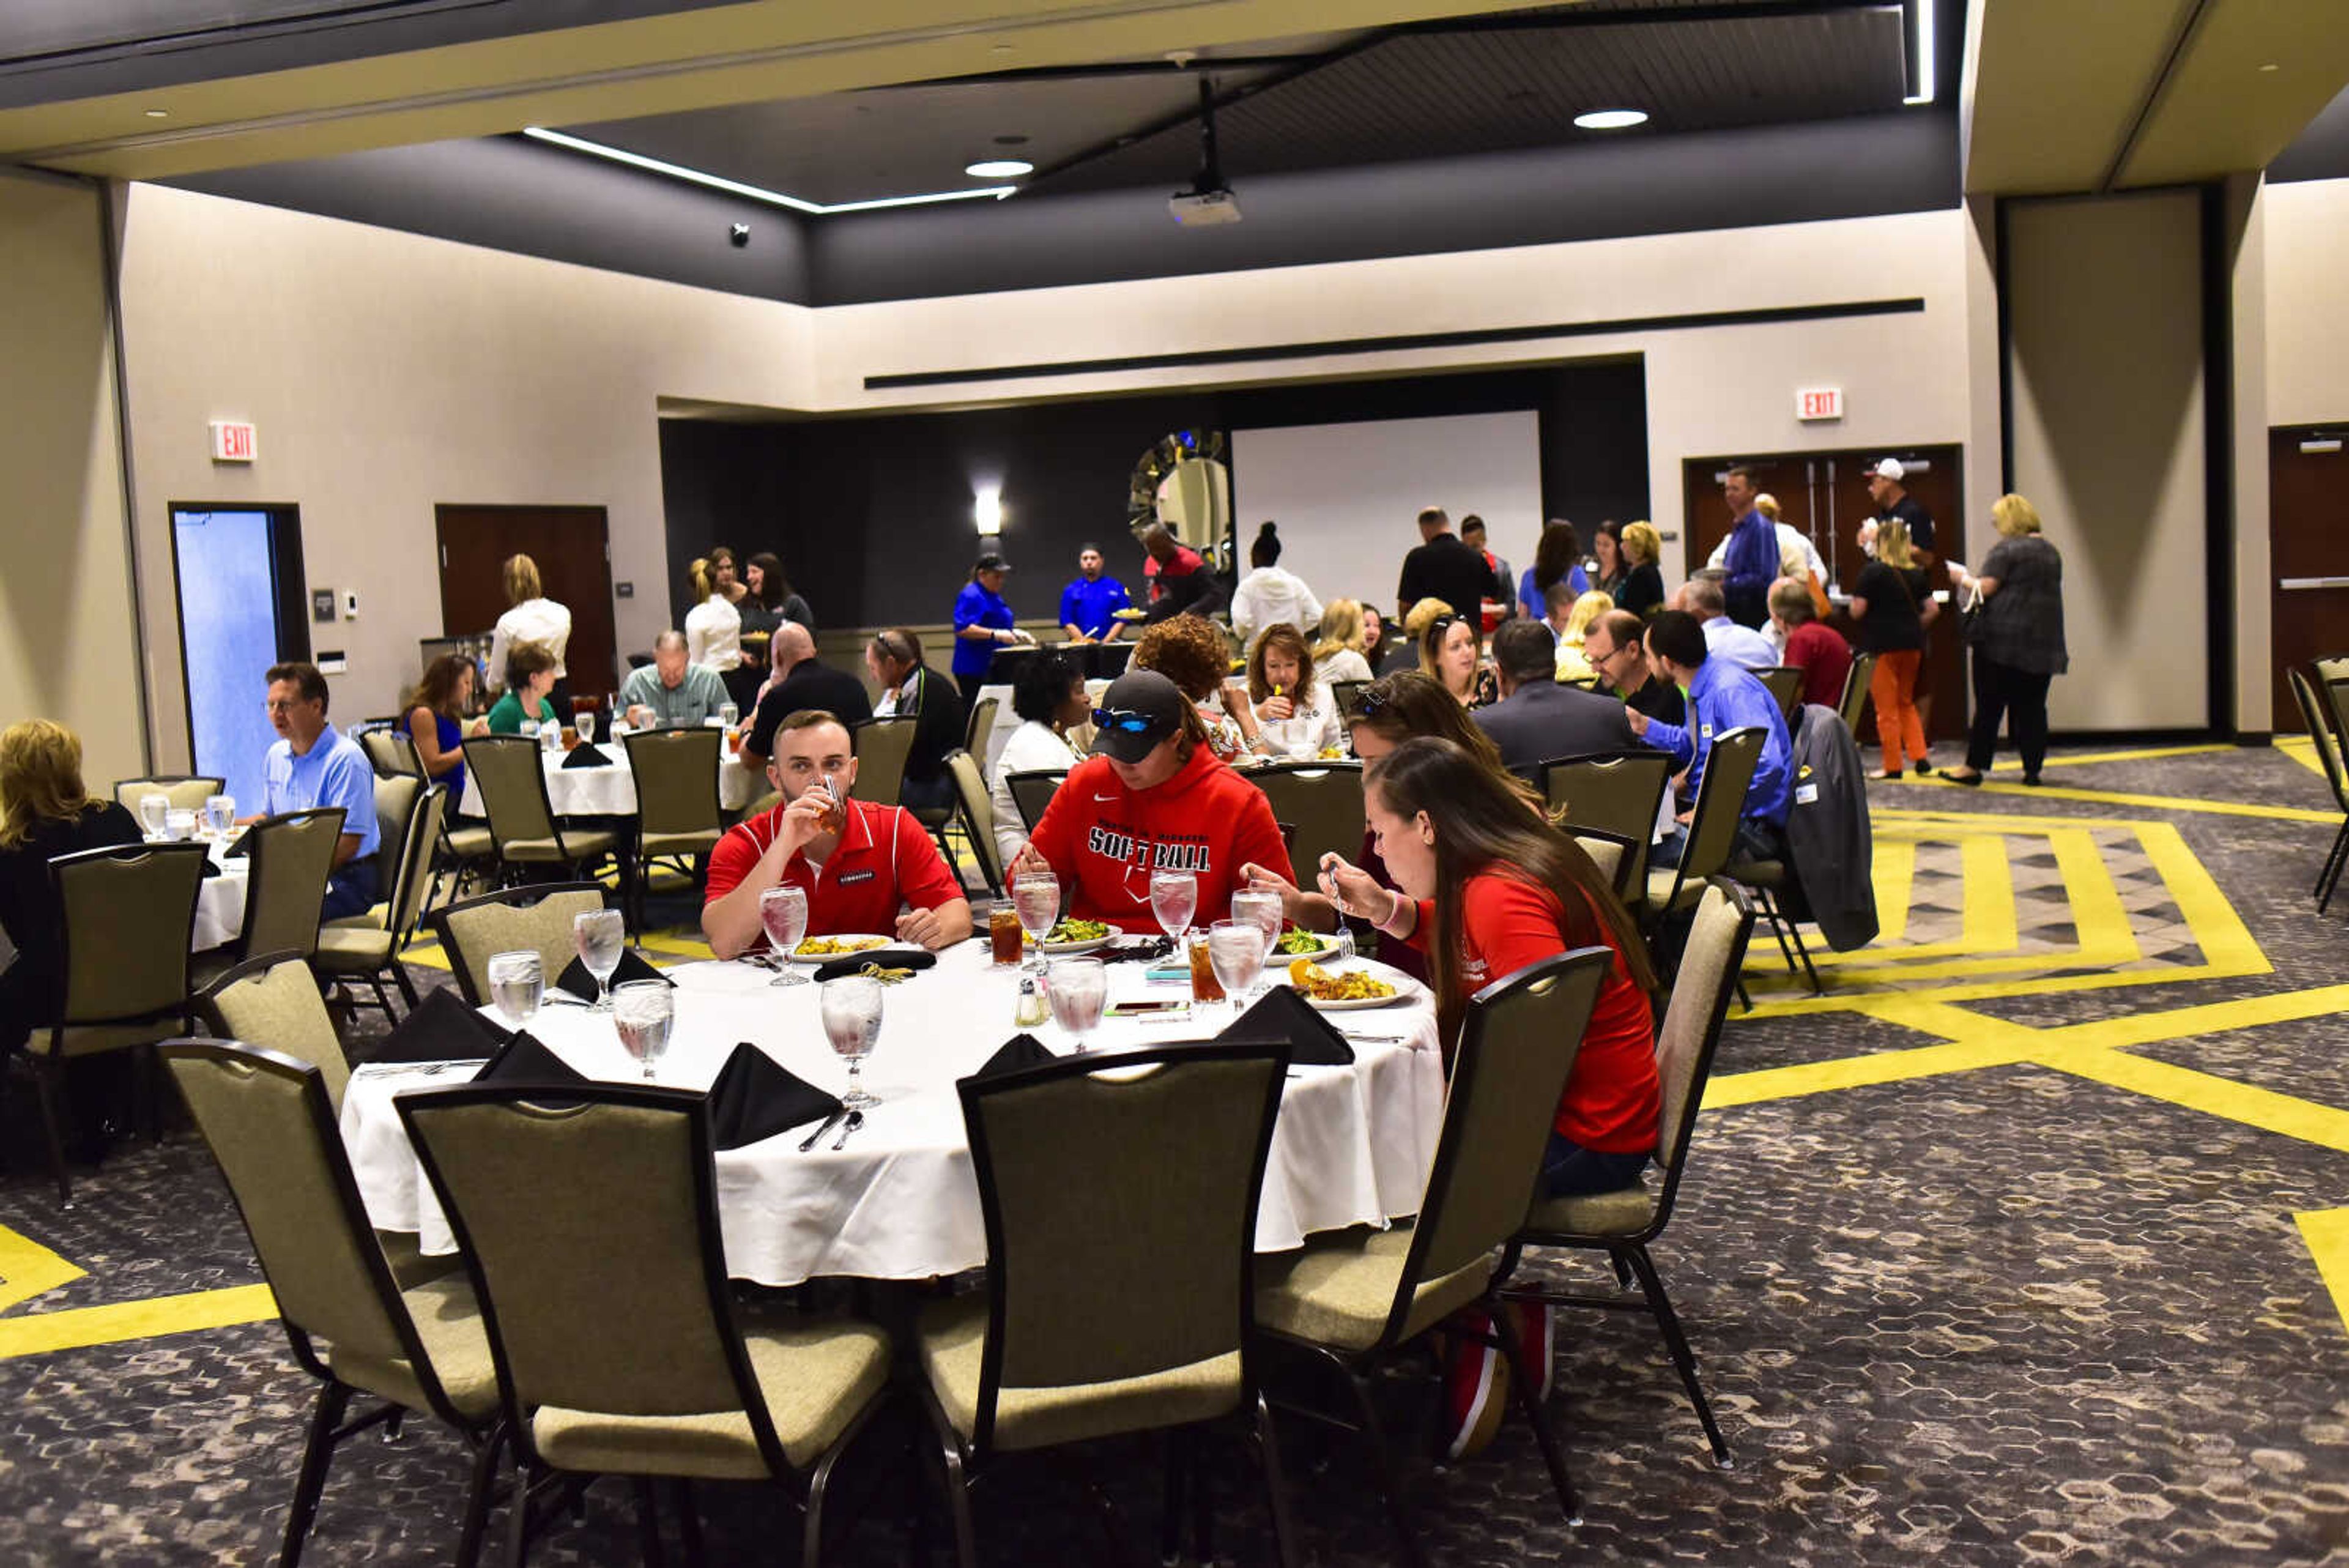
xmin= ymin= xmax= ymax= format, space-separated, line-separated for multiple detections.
xmin=1011 ymin=669 xmax=1293 ymax=927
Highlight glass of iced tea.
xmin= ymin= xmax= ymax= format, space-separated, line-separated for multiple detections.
xmin=1187 ymin=929 xmax=1225 ymax=1005
xmin=988 ymin=902 xmax=1025 ymax=966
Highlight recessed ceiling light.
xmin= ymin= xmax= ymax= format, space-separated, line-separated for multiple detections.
xmin=1573 ymin=109 xmax=1648 ymax=130
xmin=144 ymin=108 xmax=169 ymax=118
xmin=965 ymin=159 xmax=1033 ymax=179
xmin=2259 ymin=62 xmax=2280 ymax=72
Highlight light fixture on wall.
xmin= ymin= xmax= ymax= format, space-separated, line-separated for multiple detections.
xmin=974 ymin=485 xmax=1004 ymax=535
xmin=965 ymin=159 xmax=1034 ymax=179
xmin=1904 ymin=0 xmax=1936 ymax=105
xmin=1573 ymin=109 xmax=1647 ymax=130
xmin=523 ymin=127 xmax=1018 ymax=213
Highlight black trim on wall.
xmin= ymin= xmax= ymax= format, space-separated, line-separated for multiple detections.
xmin=864 ymin=298 xmax=1923 ymax=391
xmin=2199 ymin=180 xmax=2235 ymax=738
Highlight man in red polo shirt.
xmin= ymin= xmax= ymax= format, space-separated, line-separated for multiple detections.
xmin=703 ymin=709 xmax=971 ymax=959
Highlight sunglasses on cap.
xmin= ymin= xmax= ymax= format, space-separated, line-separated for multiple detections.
xmin=1091 ymin=708 xmax=1163 ymax=735
xmin=1349 ymin=686 xmax=1393 ymax=721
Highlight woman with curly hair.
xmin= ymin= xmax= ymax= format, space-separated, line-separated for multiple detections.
xmin=1132 ymin=613 xmax=1267 ymax=762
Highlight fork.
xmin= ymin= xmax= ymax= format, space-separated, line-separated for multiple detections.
xmin=831 ymin=1110 xmax=865 ymax=1149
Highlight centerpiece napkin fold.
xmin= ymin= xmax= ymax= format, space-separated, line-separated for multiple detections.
xmin=357 ymin=987 xmax=511 ymax=1065
xmin=561 ymin=743 xmax=614 ymax=769
xmin=970 ymin=1031 xmax=1057 ymax=1080
xmin=707 ymin=1042 xmax=842 ymax=1148
xmin=555 ymin=949 xmax=670 ymax=1001
xmin=1216 ymin=986 xmax=1355 ymax=1066
xmin=470 ymin=1031 xmax=588 ymax=1091
xmin=812 ymin=949 xmax=935 ymax=983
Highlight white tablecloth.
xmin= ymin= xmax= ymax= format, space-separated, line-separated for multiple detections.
xmin=456 ymin=738 xmax=762 ymax=819
xmin=340 ymin=943 xmax=1443 ymax=1287
xmin=177 ymin=836 xmax=246 ymax=951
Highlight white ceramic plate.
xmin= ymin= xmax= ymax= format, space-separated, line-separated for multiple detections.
xmin=1027 ymin=921 xmax=1124 ymax=955
xmin=1285 ymin=960 xmax=1420 ymax=1011
xmin=785 ymin=935 xmax=894 ymax=965
xmin=1271 ymin=936 xmax=1343 ymax=965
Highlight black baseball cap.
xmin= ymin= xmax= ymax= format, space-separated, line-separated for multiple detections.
xmin=974 ymin=551 xmax=1012 ymax=573
xmin=1089 ymin=669 xmax=1187 ymax=764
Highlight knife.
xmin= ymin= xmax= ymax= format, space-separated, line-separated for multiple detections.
xmin=797 ymin=1109 xmax=847 ymax=1151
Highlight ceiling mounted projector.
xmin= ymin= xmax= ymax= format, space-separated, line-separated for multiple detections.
xmin=1171 ymin=74 xmax=1240 ymax=227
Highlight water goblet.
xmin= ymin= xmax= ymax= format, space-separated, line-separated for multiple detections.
xmin=1208 ymin=921 xmax=1266 ymax=1024
xmin=759 ymin=885 xmax=811 ymax=986
xmin=165 ymin=807 xmax=198 ymax=843
xmin=204 ymin=793 xmax=236 ymax=838
xmin=576 ymin=713 xmax=596 ymax=746
xmin=1045 ymin=957 xmax=1108 ymax=1053
xmin=573 ymin=908 xmax=626 ymax=1013
xmin=1231 ymin=888 xmax=1285 ymax=1000
xmin=486 ymin=950 xmax=544 ymax=1028
xmin=613 ymin=980 xmax=674 ymax=1079
xmin=1149 ymin=869 xmax=1198 ymax=948
xmin=1012 ymin=871 xmax=1061 ymax=973
xmin=719 ymin=701 xmax=740 ymax=729
xmin=819 ymin=974 xmax=884 ymax=1110
xmin=138 ymin=793 xmax=169 ymax=839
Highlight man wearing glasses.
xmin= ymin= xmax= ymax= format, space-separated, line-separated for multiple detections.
xmin=256 ymin=661 xmax=380 ymax=919
xmin=1581 ymin=611 xmax=1684 ymax=727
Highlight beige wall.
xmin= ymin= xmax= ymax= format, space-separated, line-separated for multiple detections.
xmin=2226 ymin=174 xmax=2271 ymax=734
xmin=114 ymin=182 xmax=818 ymax=766
xmin=2263 ymin=177 xmax=2349 ymax=428
xmin=0 ymin=169 xmax=144 ymax=788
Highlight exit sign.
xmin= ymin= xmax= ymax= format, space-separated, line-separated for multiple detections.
xmin=1795 ymin=387 xmax=1843 ymax=422
xmin=209 ymin=420 xmax=257 ymax=462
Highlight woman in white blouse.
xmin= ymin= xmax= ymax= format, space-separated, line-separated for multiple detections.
xmin=683 ymin=555 xmax=743 ymax=675
xmin=485 ymin=553 xmax=571 ymax=694
xmin=989 ymin=649 xmax=1089 ymax=869
xmin=1229 ymin=522 xmax=1323 ymax=653
xmin=1247 ymin=623 xmax=1342 ymax=758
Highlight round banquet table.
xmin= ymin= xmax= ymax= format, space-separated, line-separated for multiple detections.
xmin=168 ymin=834 xmax=247 ymax=951
xmin=340 ymin=943 xmax=1444 ymax=1287
xmin=456 ymin=732 xmax=763 ymax=819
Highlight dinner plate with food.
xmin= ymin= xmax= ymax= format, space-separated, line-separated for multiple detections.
xmin=1111 ymin=607 xmax=1148 ymax=622
xmin=1272 ymin=927 xmax=1344 ymax=965
xmin=1028 ymin=918 xmax=1122 ymax=955
xmin=1284 ymin=957 xmax=1419 ymax=1011
xmin=784 ymin=934 xmax=893 ymax=964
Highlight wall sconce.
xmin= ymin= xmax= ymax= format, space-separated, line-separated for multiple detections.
xmin=974 ymin=485 xmax=1003 ymax=535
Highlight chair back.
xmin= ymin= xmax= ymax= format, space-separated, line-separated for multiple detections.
xmin=963 ymin=696 xmax=1000 ymax=765
xmin=1756 ymin=666 xmax=1803 ymax=722
xmin=1657 ymin=727 xmax=1765 ymax=910
xmin=1543 ymin=751 xmax=1671 ymax=906
xmin=380 ymin=784 xmax=446 ymax=951
xmin=1249 ymin=760 xmax=1365 ymax=876
xmin=161 ymin=1041 xmax=462 ymax=1421
xmin=1329 ymin=679 xmax=1370 ymax=719
xmin=399 ymin=1086 xmax=785 ymax=1471
xmin=2288 ymin=669 xmax=2349 ymax=811
xmin=957 ymin=1044 xmax=1288 ymax=1454
xmin=237 ymin=808 xmax=346 ymax=962
xmin=1646 ymin=885 xmax=1756 ymax=1235
xmin=850 ymin=717 xmax=917 ymax=806
xmin=945 ymin=749 xmax=1004 ymax=895
xmin=1004 ymin=768 xmax=1068 ymax=833
xmin=51 ymin=842 xmax=209 ymax=1026
xmin=1568 ymin=827 xmax=1639 ymax=905
xmin=374 ymin=773 xmax=422 ymax=896
xmin=1382 ymin=948 xmax=1610 ymax=1347
xmin=461 ymin=735 xmax=561 ymax=855
xmin=622 ymin=726 xmax=724 ymax=841
xmin=428 ymin=882 xmax=609 ymax=1005
xmin=113 ymin=775 xmax=225 ymax=812
xmin=1837 ymin=651 xmax=1876 ymax=735
xmin=197 ymin=950 xmax=352 ymax=1107
xmin=360 ymin=729 xmax=426 ymax=782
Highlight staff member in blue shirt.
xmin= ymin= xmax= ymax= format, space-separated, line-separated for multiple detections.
xmin=951 ymin=551 xmax=1032 ymax=698
xmin=1058 ymin=543 xmax=1134 ymax=643
xmin=1627 ymin=610 xmax=1791 ymax=867
xmin=252 ymin=660 xmax=382 ymax=918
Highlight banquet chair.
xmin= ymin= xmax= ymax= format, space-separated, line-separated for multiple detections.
xmin=459 ymin=735 xmax=620 ymax=895
xmin=113 ymin=775 xmax=226 ymax=812
xmin=427 ymin=882 xmax=609 ymax=1007
xmin=962 ymin=697 xmax=999 ymax=768
xmin=159 ymin=1041 xmax=502 ymax=1568
xmin=944 ymin=750 xmax=1005 ymax=897
xmin=1252 ymin=948 xmax=1611 ymax=1568
xmin=1645 ymin=728 xmax=1764 ymax=928
xmin=1003 ymin=769 xmax=1068 ymax=834
xmin=919 ymin=1043 xmax=1297 ymax=1568
xmin=1568 ymin=827 xmax=1640 ymax=907
xmin=360 ymin=728 xmax=427 ymax=782
xmin=316 ymin=783 xmax=446 ymax=1023
xmin=1498 ymin=883 xmax=1756 ymax=1466
xmin=19 ymin=842 xmax=209 ymax=1204
xmin=850 ymin=717 xmax=916 ymax=808
xmin=1542 ymin=752 xmax=1672 ymax=916
xmin=1328 ymin=680 xmax=1370 ymax=721
xmin=196 ymin=951 xmax=354 ymax=1110
xmin=1755 ymin=666 xmax=1803 ymax=723
xmin=1836 ymin=652 xmax=1876 ymax=737
xmin=2286 ymin=669 xmax=2349 ymax=912
xmin=371 ymin=773 xmax=423 ymax=902
xmin=399 ymin=1084 xmax=893 ymax=1568
xmin=620 ymin=727 xmax=725 ymax=931
xmin=1249 ymin=760 xmax=1365 ymax=876
xmin=191 ymin=808 xmax=346 ymax=989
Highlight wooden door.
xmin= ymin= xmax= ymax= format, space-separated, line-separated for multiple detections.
xmin=435 ymin=504 xmax=618 ymax=700
xmin=2268 ymin=428 xmax=2349 ymax=732
xmin=1682 ymin=445 xmax=1967 ymax=742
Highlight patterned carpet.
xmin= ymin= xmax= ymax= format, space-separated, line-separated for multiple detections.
xmin=1 ymin=741 xmax=2345 ymax=1566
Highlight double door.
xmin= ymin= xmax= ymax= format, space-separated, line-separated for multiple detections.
xmin=2268 ymin=428 xmax=2349 ymax=732
xmin=434 ymin=504 xmax=618 ymax=700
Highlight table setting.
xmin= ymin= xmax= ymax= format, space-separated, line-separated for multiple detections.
xmin=455 ymin=716 xmax=764 ymax=819
xmin=126 ymin=789 xmax=248 ymax=951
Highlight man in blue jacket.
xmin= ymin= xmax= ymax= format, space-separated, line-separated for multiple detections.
xmin=1718 ymin=464 xmax=1779 ymax=630
xmin=1628 ymin=610 xmax=1790 ymax=867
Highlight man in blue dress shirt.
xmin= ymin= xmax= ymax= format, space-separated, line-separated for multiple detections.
xmin=1628 ymin=611 xmax=1791 ymax=868
xmin=256 ymin=661 xmax=381 ymax=918
xmin=1058 ymin=543 xmax=1133 ymax=642
xmin=1719 ymin=464 xmax=1779 ymax=629
xmin=1683 ymin=576 xmax=1779 ymax=670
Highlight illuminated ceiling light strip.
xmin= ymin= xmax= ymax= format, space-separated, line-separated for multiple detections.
xmin=522 ymin=126 xmax=1015 ymax=214
xmin=1904 ymin=0 xmax=1935 ymax=105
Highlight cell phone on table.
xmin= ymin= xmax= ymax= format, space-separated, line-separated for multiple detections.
xmin=1106 ymin=999 xmax=1190 ymax=1016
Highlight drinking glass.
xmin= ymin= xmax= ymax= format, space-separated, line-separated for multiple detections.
xmin=138 ymin=793 xmax=169 ymax=839
xmin=204 ymin=793 xmax=235 ymax=838
xmin=719 ymin=701 xmax=740 ymax=729
xmin=486 ymin=949 xmax=544 ymax=1028
xmin=759 ymin=885 xmax=811 ymax=987
xmin=819 ymin=974 xmax=884 ymax=1110
xmin=1045 ymin=957 xmax=1108 ymax=1053
xmin=540 ymin=723 xmax=562 ymax=755
xmin=1012 ymin=871 xmax=1061 ymax=973
xmin=1149 ymin=869 xmax=1198 ymax=946
xmin=573 ymin=908 xmax=626 ymax=1013
xmin=1208 ymin=921 xmax=1266 ymax=1021
xmin=576 ymin=713 xmax=596 ymax=746
xmin=520 ymin=719 xmax=540 ymax=740
xmin=1232 ymin=888 xmax=1285 ymax=1000
xmin=613 ymin=980 xmax=674 ymax=1079
xmin=165 ymin=807 xmax=198 ymax=843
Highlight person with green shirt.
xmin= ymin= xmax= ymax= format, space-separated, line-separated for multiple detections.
xmin=485 ymin=641 xmax=561 ymax=734
xmin=618 ymin=630 xmax=730 ymax=728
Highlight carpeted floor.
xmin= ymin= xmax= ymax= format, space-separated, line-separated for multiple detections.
xmin=2 ymin=740 xmax=2344 ymax=1566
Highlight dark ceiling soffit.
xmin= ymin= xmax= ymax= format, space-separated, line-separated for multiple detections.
xmin=0 ymin=0 xmax=496 ymax=75
xmin=863 ymin=295 xmax=1926 ymax=389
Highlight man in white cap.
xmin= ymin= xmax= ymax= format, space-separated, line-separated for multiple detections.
xmin=1867 ymin=459 xmax=1935 ymax=563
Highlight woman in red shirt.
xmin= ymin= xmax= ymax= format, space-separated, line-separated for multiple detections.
xmin=1327 ymin=735 xmax=1661 ymax=1197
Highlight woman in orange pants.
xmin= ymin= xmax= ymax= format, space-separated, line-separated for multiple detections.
xmin=1850 ymin=518 xmax=1935 ymax=778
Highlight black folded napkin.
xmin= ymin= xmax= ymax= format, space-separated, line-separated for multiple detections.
xmin=222 ymin=828 xmax=253 ymax=859
xmin=357 ymin=986 xmax=511 ymax=1066
xmin=970 ymin=1032 xmax=1058 ymax=1080
xmin=1217 ymin=986 xmax=1354 ymax=1066
xmin=707 ymin=1042 xmax=842 ymax=1149
xmin=554 ymin=948 xmax=669 ymax=1001
xmin=470 ymin=1030 xmax=588 ymax=1091
xmin=812 ymin=948 xmax=936 ymax=983
xmin=561 ymin=743 xmax=614 ymax=769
